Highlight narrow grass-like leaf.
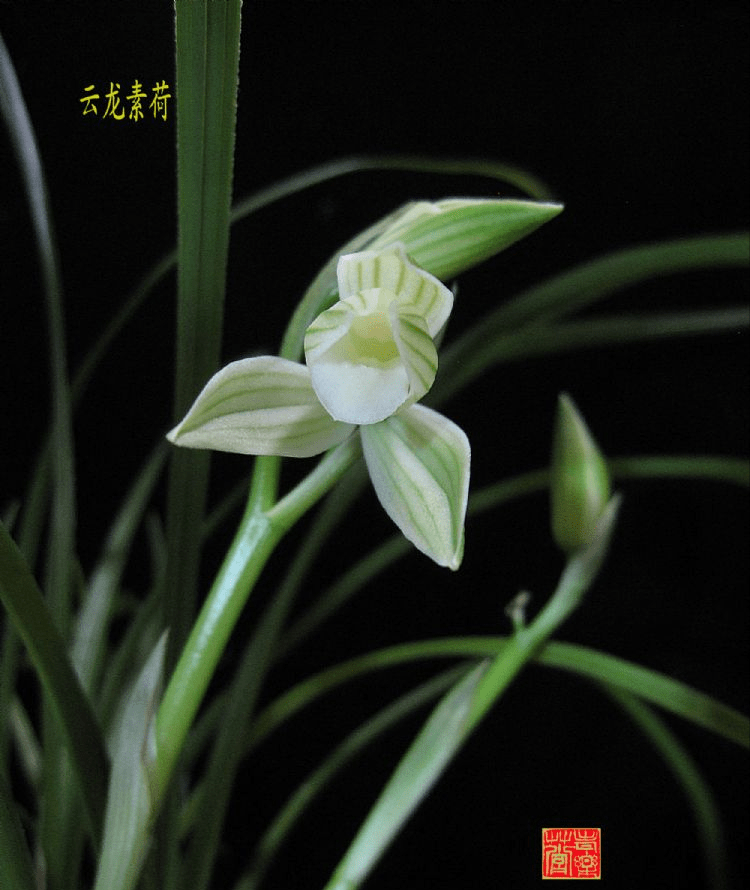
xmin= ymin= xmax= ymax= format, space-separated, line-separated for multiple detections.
xmin=542 ymin=641 xmax=749 ymax=747
xmin=486 ymin=232 xmax=746 ymax=331
xmin=0 ymin=769 xmax=36 ymax=890
xmin=71 ymin=443 xmax=168 ymax=699
xmin=232 ymin=153 xmax=557 ymax=209
xmin=2 ymin=33 xmax=81 ymax=878
xmin=278 ymin=455 xmax=746 ymax=657
xmin=94 ymin=634 xmax=166 ymax=890
xmin=165 ymin=0 xmax=243 ymax=659
xmin=603 ymin=685 xmax=729 ymax=890
xmin=248 ymin=637 xmax=748 ymax=755
xmin=608 ymin=454 xmax=749 ymax=488
xmin=8 ymin=698 xmax=42 ymax=791
xmin=323 ymin=661 xmax=487 ymax=890
xmin=435 ymin=233 xmax=749 ymax=403
xmin=238 ymin=666 xmax=467 ymax=890
xmin=0 ymin=33 xmax=75 ymax=623
xmin=434 ymin=306 xmax=749 ymax=405
xmin=0 ymin=521 xmax=107 ymax=845
xmin=0 ymin=623 xmax=22 ymax=771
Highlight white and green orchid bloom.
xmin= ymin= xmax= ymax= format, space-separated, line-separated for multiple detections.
xmin=304 ymin=244 xmax=452 ymax=425
xmin=168 ymin=243 xmax=469 ymax=569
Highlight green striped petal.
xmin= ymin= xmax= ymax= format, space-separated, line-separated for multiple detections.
xmin=360 ymin=405 xmax=470 ymax=569
xmin=392 ymin=306 xmax=438 ymax=408
xmin=369 ymin=198 xmax=563 ymax=282
xmin=166 ymin=356 xmax=355 ymax=458
xmin=337 ymin=244 xmax=453 ymax=336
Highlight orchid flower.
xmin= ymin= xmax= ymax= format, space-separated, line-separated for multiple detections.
xmin=168 ymin=197 xmax=563 ymax=567
xmin=168 ymin=243 xmax=470 ymax=568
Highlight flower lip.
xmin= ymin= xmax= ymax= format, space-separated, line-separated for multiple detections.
xmin=304 ymin=244 xmax=451 ymax=425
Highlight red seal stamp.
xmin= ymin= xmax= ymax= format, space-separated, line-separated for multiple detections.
xmin=542 ymin=827 xmax=601 ymax=879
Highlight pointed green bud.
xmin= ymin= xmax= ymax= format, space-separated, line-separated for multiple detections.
xmin=368 ymin=197 xmax=563 ymax=281
xmin=550 ymin=393 xmax=611 ymax=553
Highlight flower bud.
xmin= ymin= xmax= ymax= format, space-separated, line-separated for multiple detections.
xmin=367 ymin=197 xmax=563 ymax=281
xmin=550 ymin=393 xmax=611 ymax=553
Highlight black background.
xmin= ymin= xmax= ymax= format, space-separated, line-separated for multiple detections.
xmin=1 ymin=2 xmax=747 ymax=889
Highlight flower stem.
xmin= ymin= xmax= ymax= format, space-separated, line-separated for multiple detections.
xmin=463 ymin=495 xmax=621 ymax=736
xmin=152 ymin=435 xmax=361 ymax=806
xmin=153 ymin=501 xmax=279 ymax=803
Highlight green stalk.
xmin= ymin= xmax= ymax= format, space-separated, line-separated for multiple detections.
xmin=181 ymin=462 xmax=366 ymax=889
xmin=462 ymin=499 xmax=621 ymax=735
xmin=153 ymin=435 xmax=361 ymax=805
xmin=278 ymin=455 xmax=747 ymax=658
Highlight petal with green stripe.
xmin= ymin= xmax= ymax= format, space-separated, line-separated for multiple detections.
xmin=166 ymin=356 xmax=355 ymax=458
xmin=360 ymin=405 xmax=470 ymax=569
xmin=337 ymin=243 xmax=453 ymax=335
xmin=392 ymin=306 xmax=438 ymax=408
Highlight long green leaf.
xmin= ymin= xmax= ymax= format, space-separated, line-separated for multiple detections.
xmin=0 ymin=770 xmax=36 ymax=890
xmin=434 ymin=233 xmax=749 ymax=405
xmin=435 ymin=306 xmax=749 ymax=405
xmin=278 ymin=455 xmax=747 ymax=657
xmin=93 ymin=635 xmax=167 ymax=890
xmin=248 ymin=637 xmax=748 ymax=754
xmin=2 ymin=30 xmax=80 ymax=880
xmin=0 ymin=521 xmax=108 ymax=846
xmin=0 ymin=31 xmax=75 ymax=623
xmin=234 ymin=666 xmax=467 ymax=890
xmin=603 ymin=685 xmax=729 ymax=890
xmin=71 ymin=443 xmax=168 ymax=700
xmin=165 ymin=0 xmax=243 ymax=660
xmin=470 ymin=231 xmax=746 ymax=334
xmin=323 ymin=662 xmax=488 ymax=890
